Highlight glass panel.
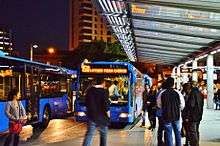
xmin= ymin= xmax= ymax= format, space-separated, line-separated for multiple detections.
xmin=135 ymin=37 xmax=202 ymax=49
xmin=132 ymin=3 xmax=220 ymax=23
xmin=134 ymin=29 xmax=214 ymax=44
xmin=133 ymin=19 xmax=220 ymax=38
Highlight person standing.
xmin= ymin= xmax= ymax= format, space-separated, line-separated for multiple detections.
xmin=157 ymin=77 xmax=185 ymax=146
xmin=156 ymin=81 xmax=167 ymax=146
xmin=147 ymin=85 xmax=157 ymax=130
xmin=181 ymin=83 xmax=192 ymax=146
xmin=109 ymin=80 xmax=120 ymax=101
xmin=141 ymin=84 xmax=150 ymax=127
xmin=184 ymin=81 xmax=204 ymax=146
xmin=4 ymin=88 xmax=27 ymax=146
xmin=82 ymin=78 xmax=110 ymax=146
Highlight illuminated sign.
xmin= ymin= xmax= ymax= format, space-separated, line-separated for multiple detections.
xmin=81 ymin=65 xmax=127 ymax=74
xmin=0 ymin=70 xmax=13 ymax=77
xmin=132 ymin=5 xmax=146 ymax=14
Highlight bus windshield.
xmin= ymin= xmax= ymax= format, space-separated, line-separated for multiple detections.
xmin=78 ymin=76 xmax=129 ymax=106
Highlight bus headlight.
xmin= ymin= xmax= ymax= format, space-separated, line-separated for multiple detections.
xmin=119 ymin=113 xmax=129 ymax=118
xmin=76 ymin=112 xmax=86 ymax=117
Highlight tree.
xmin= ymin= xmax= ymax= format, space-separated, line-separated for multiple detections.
xmin=72 ymin=40 xmax=129 ymax=66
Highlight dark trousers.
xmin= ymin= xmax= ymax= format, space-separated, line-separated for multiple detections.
xmin=142 ymin=109 xmax=147 ymax=126
xmin=148 ymin=108 xmax=156 ymax=128
xmin=189 ymin=122 xmax=200 ymax=146
xmin=157 ymin=117 xmax=166 ymax=146
xmin=182 ymin=121 xmax=190 ymax=146
xmin=4 ymin=133 xmax=20 ymax=146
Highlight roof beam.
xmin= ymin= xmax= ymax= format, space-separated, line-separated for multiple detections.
xmin=137 ymin=51 xmax=184 ymax=59
xmin=135 ymin=35 xmax=209 ymax=46
xmin=138 ymin=55 xmax=180 ymax=62
xmin=136 ymin=40 xmax=200 ymax=50
xmin=136 ymin=43 xmax=202 ymax=53
xmin=137 ymin=48 xmax=189 ymax=56
xmin=138 ymin=57 xmax=176 ymax=65
xmin=134 ymin=27 xmax=220 ymax=40
xmin=130 ymin=0 xmax=220 ymax=13
xmin=133 ymin=15 xmax=220 ymax=30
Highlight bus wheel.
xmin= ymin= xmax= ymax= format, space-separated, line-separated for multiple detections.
xmin=41 ymin=106 xmax=51 ymax=129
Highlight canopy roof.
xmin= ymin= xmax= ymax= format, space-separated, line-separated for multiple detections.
xmin=92 ymin=0 xmax=220 ymax=65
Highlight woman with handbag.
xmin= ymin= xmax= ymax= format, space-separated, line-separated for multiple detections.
xmin=4 ymin=88 xmax=27 ymax=146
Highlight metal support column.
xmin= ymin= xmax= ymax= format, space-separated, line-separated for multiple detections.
xmin=207 ymin=54 xmax=214 ymax=109
xmin=192 ymin=60 xmax=198 ymax=82
xmin=177 ymin=66 xmax=181 ymax=90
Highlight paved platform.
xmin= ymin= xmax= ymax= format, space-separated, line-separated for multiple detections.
xmin=1 ymin=108 xmax=220 ymax=146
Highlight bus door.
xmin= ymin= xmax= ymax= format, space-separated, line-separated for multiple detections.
xmin=26 ymin=66 xmax=40 ymax=123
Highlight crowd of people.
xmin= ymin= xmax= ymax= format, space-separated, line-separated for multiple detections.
xmin=2 ymin=77 xmax=207 ymax=146
xmin=142 ymin=77 xmax=204 ymax=146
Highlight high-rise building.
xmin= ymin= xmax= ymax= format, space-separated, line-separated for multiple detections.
xmin=70 ymin=0 xmax=115 ymax=50
xmin=0 ymin=28 xmax=13 ymax=53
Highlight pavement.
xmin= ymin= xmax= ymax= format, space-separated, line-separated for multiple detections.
xmin=1 ymin=105 xmax=220 ymax=146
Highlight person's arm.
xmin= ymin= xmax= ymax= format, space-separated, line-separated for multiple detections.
xmin=156 ymin=91 xmax=163 ymax=109
xmin=19 ymin=101 xmax=27 ymax=119
xmin=114 ymin=86 xmax=120 ymax=96
xmin=104 ymin=90 xmax=111 ymax=117
xmin=177 ymin=90 xmax=185 ymax=110
xmin=5 ymin=102 xmax=17 ymax=121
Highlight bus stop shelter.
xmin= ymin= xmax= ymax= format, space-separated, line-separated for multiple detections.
xmin=92 ymin=0 xmax=220 ymax=108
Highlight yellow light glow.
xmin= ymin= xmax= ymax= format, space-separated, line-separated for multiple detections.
xmin=0 ymin=70 xmax=13 ymax=77
xmin=48 ymin=48 xmax=55 ymax=54
xmin=131 ymin=4 xmax=146 ymax=14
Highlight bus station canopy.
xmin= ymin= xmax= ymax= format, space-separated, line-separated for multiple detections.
xmin=92 ymin=0 xmax=220 ymax=65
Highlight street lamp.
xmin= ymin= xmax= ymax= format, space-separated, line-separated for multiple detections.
xmin=47 ymin=47 xmax=55 ymax=54
xmin=30 ymin=44 xmax=38 ymax=61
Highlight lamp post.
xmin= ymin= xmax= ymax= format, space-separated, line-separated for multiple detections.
xmin=30 ymin=44 xmax=38 ymax=61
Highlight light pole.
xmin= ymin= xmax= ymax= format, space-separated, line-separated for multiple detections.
xmin=30 ymin=44 xmax=38 ymax=61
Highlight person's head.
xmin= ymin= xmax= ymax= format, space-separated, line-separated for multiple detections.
xmin=182 ymin=83 xmax=191 ymax=94
xmin=161 ymin=81 xmax=168 ymax=90
xmin=96 ymin=78 xmax=105 ymax=86
xmin=191 ymin=81 xmax=198 ymax=87
xmin=166 ymin=77 xmax=174 ymax=88
xmin=8 ymin=88 xmax=20 ymax=101
xmin=113 ymin=80 xmax=118 ymax=85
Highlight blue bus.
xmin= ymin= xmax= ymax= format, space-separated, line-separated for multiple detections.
xmin=0 ymin=52 xmax=77 ymax=133
xmin=75 ymin=61 xmax=145 ymax=124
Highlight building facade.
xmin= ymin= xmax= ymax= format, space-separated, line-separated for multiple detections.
xmin=70 ymin=0 xmax=115 ymax=51
xmin=0 ymin=28 xmax=13 ymax=53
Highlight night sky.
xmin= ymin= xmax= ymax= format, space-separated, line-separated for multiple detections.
xmin=0 ymin=0 xmax=70 ymax=57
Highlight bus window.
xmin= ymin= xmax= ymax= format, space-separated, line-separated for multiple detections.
xmin=40 ymin=75 xmax=67 ymax=97
xmin=0 ymin=70 xmax=24 ymax=101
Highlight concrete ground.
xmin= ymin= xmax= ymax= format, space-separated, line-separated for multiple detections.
xmin=1 ymin=106 xmax=220 ymax=146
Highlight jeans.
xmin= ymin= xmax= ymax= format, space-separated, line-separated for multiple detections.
xmin=83 ymin=121 xmax=108 ymax=146
xmin=4 ymin=133 xmax=20 ymax=146
xmin=164 ymin=120 xmax=182 ymax=146
xmin=189 ymin=122 xmax=200 ymax=146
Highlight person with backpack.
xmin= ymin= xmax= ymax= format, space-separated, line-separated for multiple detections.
xmin=157 ymin=77 xmax=185 ymax=146
xmin=184 ymin=81 xmax=204 ymax=146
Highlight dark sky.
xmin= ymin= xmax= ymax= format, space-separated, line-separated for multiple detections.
xmin=0 ymin=0 xmax=70 ymax=57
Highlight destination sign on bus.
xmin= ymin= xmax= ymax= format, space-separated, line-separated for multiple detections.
xmin=81 ymin=65 xmax=127 ymax=74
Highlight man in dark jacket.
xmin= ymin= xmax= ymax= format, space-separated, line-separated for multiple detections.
xmin=157 ymin=77 xmax=185 ymax=146
xmin=82 ymin=78 xmax=110 ymax=146
xmin=184 ymin=81 xmax=204 ymax=146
